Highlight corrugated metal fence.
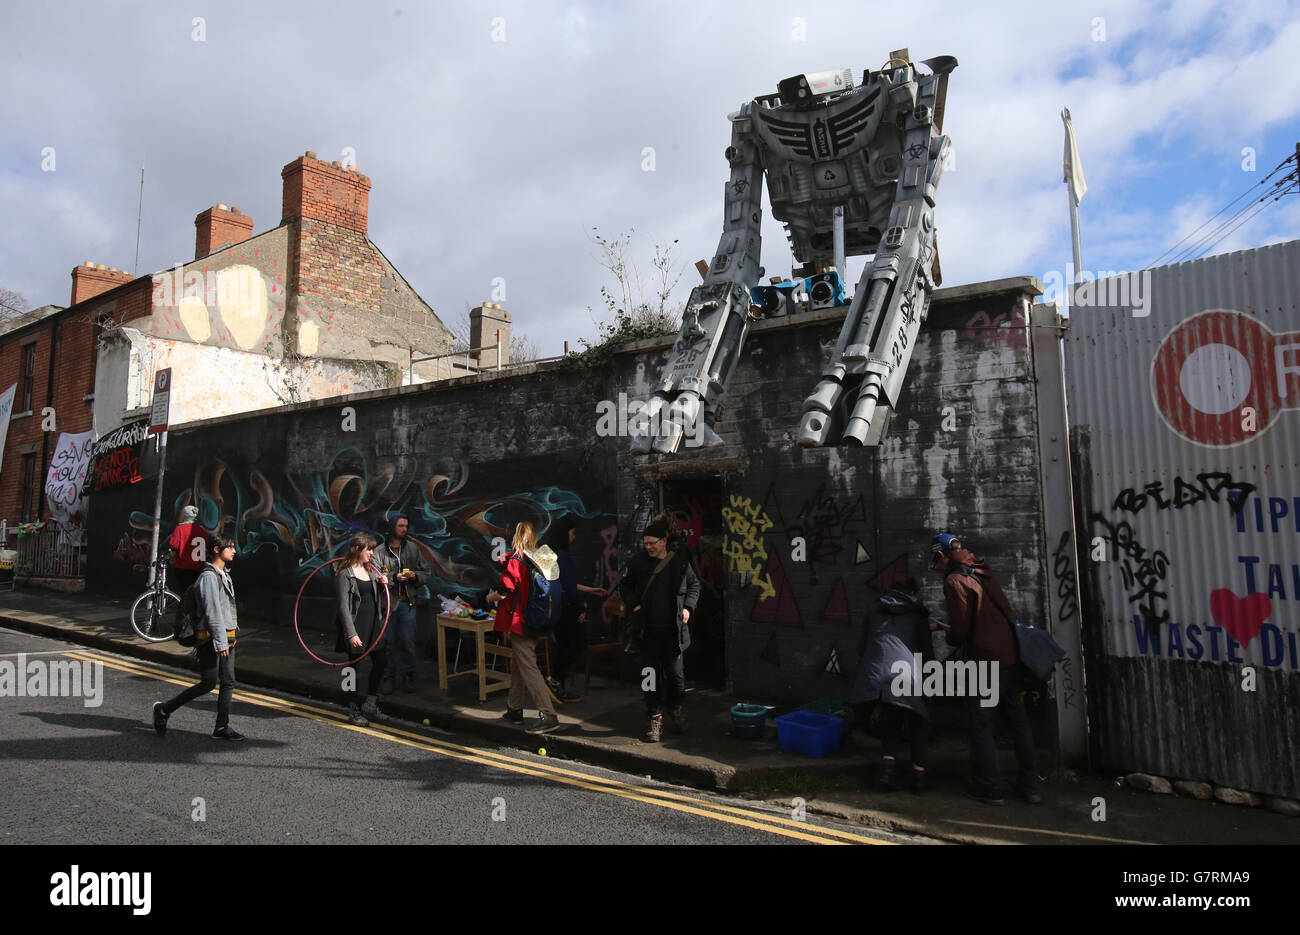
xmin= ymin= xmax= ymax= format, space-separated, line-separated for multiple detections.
xmin=1064 ymin=239 xmax=1300 ymax=798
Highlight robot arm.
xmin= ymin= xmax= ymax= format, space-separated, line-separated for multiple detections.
xmin=798 ymin=59 xmax=952 ymax=446
xmin=630 ymin=106 xmax=765 ymax=454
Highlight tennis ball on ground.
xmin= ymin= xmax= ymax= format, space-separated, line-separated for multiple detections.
xmin=422 ymin=718 xmax=430 ymax=726
xmin=538 ymin=747 xmax=547 ymax=756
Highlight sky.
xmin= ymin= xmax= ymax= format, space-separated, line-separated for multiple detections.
xmin=2 ymin=0 xmax=1298 ymax=357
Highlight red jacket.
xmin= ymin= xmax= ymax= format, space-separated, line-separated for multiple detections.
xmin=493 ymin=554 xmax=530 ymax=636
xmin=943 ymin=551 xmax=1018 ymax=666
xmin=169 ymin=523 xmax=210 ymax=571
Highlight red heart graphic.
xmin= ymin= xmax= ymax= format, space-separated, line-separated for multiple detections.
xmin=1209 ymin=589 xmax=1273 ymax=648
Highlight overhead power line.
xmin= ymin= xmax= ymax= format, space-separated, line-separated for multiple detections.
xmin=1188 ymin=169 xmax=1299 ymax=260
xmin=1147 ymin=150 xmax=1297 ymax=267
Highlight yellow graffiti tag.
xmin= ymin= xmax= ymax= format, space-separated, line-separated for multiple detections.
xmin=722 ymin=496 xmax=776 ymax=600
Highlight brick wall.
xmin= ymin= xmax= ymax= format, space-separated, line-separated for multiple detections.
xmin=279 ymin=152 xmax=449 ymax=363
xmin=0 ymin=312 xmax=97 ymax=524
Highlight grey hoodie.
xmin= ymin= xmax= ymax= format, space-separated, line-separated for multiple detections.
xmin=196 ymin=562 xmax=239 ymax=651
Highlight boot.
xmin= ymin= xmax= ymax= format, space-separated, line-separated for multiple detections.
xmin=879 ymin=758 xmax=899 ymax=791
xmin=360 ymin=695 xmax=390 ymax=724
xmin=347 ymin=703 xmax=369 ymax=727
xmin=402 ymin=672 xmax=416 ymax=693
xmin=644 ymin=713 xmax=663 ymax=743
xmin=667 ymin=705 xmax=687 ymax=734
xmin=910 ymin=767 xmax=927 ymax=795
xmin=379 ymin=675 xmax=395 ymax=696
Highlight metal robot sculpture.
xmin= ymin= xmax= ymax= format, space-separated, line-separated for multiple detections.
xmin=631 ymin=50 xmax=956 ymax=454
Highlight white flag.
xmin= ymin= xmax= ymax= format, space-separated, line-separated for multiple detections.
xmin=0 ymin=383 xmax=15 ymax=474
xmin=1062 ymin=107 xmax=1087 ymax=204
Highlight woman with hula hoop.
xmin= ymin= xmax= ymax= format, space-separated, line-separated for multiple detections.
xmin=335 ymin=532 xmax=392 ymax=726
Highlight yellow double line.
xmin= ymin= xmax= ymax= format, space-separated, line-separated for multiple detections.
xmin=70 ymin=650 xmax=896 ymax=845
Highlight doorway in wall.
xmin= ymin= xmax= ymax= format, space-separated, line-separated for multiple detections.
xmin=661 ymin=475 xmax=725 ymax=688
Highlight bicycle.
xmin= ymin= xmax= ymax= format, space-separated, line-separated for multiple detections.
xmin=130 ymin=552 xmax=181 ymax=641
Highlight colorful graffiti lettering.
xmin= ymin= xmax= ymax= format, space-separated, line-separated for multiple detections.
xmin=722 ymin=494 xmax=775 ymax=600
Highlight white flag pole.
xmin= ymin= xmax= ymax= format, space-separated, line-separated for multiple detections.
xmin=1062 ymin=108 xmax=1086 ymax=312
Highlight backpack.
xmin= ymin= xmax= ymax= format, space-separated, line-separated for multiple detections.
xmin=173 ymin=569 xmax=211 ymax=648
xmin=518 ymin=551 xmax=563 ymax=635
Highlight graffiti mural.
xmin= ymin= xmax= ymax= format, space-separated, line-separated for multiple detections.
xmin=1090 ymin=470 xmax=1299 ymax=671
xmin=111 ymin=445 xmax=610 ymax=604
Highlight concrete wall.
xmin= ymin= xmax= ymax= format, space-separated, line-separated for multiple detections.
xmin=614 ymin=278 xmax=1050 ymax=708
xmin=86 ymin=363 xmax=622 ymax=631
xmin=93 ymin=325 xmax=402 ymax=436
xmin=85 ymin=277 xmax=1055 ymax=719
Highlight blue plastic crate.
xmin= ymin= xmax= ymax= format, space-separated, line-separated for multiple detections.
xmin=775 ymin=710 xmax=843 ymax=757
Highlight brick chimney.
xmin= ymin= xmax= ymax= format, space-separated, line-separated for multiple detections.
xmin=470 ymin=302 xmax=512 ymax=368
xmin=70 ymin=262 xmax=133 ymax=305
xmin=281 ymin=151 xmax=371 ymax=233
xmin=195 ymin=204 xmax=254 ymax=258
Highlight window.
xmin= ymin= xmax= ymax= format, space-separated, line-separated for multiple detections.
xmin=19 ymin=453 xmax=37 ymax=522
xmin=18 ymin=342 xmax=35 ymax=413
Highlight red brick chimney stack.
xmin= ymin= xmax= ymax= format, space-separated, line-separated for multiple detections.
xmin=195 ymin=204 xmax=255 ymax=259
xmin=281 ymin=151 xmax=372 ymax=233
xmin=70 ymin=262 xmax=133 ymax=305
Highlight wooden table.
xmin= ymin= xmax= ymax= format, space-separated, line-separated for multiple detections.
xmin=435 ymin=614 xmax=512 ymax=702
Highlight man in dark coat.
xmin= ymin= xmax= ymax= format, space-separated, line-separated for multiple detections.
xmin=934 ymin=533 xmax=1042 ymax=805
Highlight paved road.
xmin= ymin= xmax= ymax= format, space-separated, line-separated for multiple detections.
xmin=1 ymin=627 xmax=931 ymax=846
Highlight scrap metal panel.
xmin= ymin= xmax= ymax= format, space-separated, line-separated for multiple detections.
xmin=1064 ymin=239 xmax=1300 ymax=798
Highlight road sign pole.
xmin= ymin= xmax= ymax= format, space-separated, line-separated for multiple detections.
xmin=145 ymin=368 xmax=173 ymax=586
xmin=146 ymin=432 xmax=167 ymax=586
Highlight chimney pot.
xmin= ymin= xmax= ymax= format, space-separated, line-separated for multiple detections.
xmin=280 ymin=152 xmax=372 ymax=233
xmin=71 ymin=261 xmax=132 ymax=305
xmin=195 ymin=204 xmax=255 ymax=259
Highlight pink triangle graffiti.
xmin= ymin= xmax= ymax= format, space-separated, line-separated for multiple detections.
xmin=750 ymin=549 xmax=803 ymax=627
xmin=821 ymin=576 xmax=851 ymax=624
xmin=868 ymin=553 xmax=910 ymax=592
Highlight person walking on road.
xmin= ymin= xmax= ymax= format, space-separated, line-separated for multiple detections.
xmin=152 ymin=535 xmax=244 ymax=740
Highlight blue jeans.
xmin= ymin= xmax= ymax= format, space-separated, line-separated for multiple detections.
xmin=966 ymin=664 xmax=1041 ymax=795
xmin=383 ymin=601 xmax=417 ymax=678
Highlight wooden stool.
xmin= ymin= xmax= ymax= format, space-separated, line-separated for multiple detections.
xmin=584 ymin=642 xmax=623 ymax=695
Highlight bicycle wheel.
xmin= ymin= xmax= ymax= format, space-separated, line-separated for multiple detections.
xmin=130 ymin=589 xmax=181 ymax=641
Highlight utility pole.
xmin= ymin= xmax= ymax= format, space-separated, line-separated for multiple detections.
xmin=134 ymin=161 xmax=145 ymax=275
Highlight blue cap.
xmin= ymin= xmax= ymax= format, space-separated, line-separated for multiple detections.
xmin=931 ymin=533 xmax=961 ymax=556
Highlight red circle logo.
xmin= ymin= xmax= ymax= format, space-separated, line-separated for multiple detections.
xmin=1150 ymin=310 xmax=1297 ymax=447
